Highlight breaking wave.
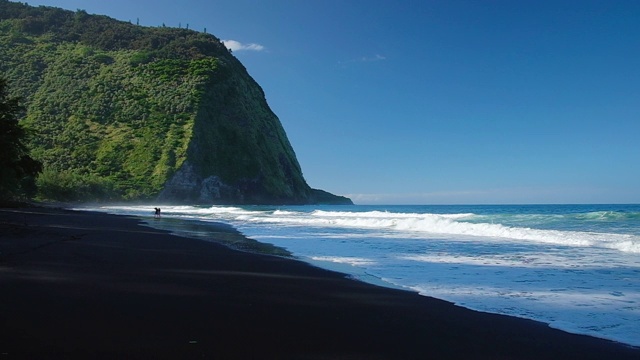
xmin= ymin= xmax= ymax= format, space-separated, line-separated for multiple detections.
xmin=92 ymin=205 xmax=640 ymax=253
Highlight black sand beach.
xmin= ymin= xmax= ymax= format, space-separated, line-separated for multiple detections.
xmin=1 ymin=207 xmax=639 ymax=359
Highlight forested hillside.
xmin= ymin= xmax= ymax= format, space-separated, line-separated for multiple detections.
xmin=0 ymin=1 xmax=351 ymax=204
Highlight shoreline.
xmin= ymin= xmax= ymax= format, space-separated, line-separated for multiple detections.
xmin=1 ymin=206 xmax=639 ymax=359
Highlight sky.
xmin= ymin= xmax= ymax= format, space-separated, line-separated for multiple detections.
xmin=24 ymin=0 xmax=640 ymax=204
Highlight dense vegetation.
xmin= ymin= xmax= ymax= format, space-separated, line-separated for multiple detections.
xmin=0 ymin=76 xmax=42 ymax=203
xmin=0 ymin=1 xmax=342 ymax=204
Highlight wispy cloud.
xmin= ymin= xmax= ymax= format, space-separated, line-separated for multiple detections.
xmin=346 ymin=190 xmax=487 ymax=205
xmin=339 ymin=54 xmax=387 ymax=66
xmin=360 ymin=54 xmax=386 ymax=62
xmin=345 ymin=186 xmax=604 ymax=205
xmin=222 ymin=40 xmax=265 ymax=52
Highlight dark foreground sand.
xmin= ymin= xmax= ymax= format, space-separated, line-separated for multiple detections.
xmin=1 ymin=207 xmax=639 ymax=359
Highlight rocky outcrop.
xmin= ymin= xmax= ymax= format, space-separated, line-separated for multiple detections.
xmin=158 ymin=162 xmax=352 ymax=205
xmin=157 ymin=162 xmax=239 ymax=203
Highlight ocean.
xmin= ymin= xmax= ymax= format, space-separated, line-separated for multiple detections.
xmin=82 ymin=204 xmax=640 ymax=347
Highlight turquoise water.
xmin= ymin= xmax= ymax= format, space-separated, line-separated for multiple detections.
xmin=85 ymin=204 xmax=640 ymax=346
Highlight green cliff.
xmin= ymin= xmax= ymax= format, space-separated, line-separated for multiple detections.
xmin=0 ymin=1 xmax=352 ymax=205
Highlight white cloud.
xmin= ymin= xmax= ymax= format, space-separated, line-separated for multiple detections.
xmin=345 ymin=185 xmax=623 ymax=205
xmin=346 ymin=191 xmax=487 ymax=205
xmin=361 ymin=54 xmax=386 ymax=62
xmin=222 ymin=40 xmax=265 ymax=52
xmin=338 ymin=54 xmax=387 ymax=67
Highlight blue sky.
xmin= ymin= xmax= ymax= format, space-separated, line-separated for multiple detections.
xmin=26 ymin=0 xmax=640 ymax=204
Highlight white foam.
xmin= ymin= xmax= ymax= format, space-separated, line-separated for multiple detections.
xmin=229 ymin=208 xmax=640 ymax=254
xmin=310 ymin=256 xmax=377 ymax=266
xmin=86 ymin=205 xmax=640 ymax=254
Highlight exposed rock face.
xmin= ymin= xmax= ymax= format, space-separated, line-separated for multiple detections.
xmin=158 ymin=162 xmax=239 ymax=204
xmin=158 ymin=162 xmax=354 ymax=205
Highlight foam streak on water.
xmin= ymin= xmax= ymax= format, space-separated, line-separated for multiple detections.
xmin=84 ymin=204 xmax=640 ymax=347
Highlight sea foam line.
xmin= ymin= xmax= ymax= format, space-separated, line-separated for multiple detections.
xmin=245 ymin=209 xmax=640 ymax=253
xmin=93 ymin=205 xmax=640 ymax=253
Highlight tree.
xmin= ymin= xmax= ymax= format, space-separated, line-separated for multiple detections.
xmin=0 ymin=76 xmax=42 ymax=202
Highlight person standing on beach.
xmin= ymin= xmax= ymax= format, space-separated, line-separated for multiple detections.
xmin=154 ymin=208 xmax=161 ymax=218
